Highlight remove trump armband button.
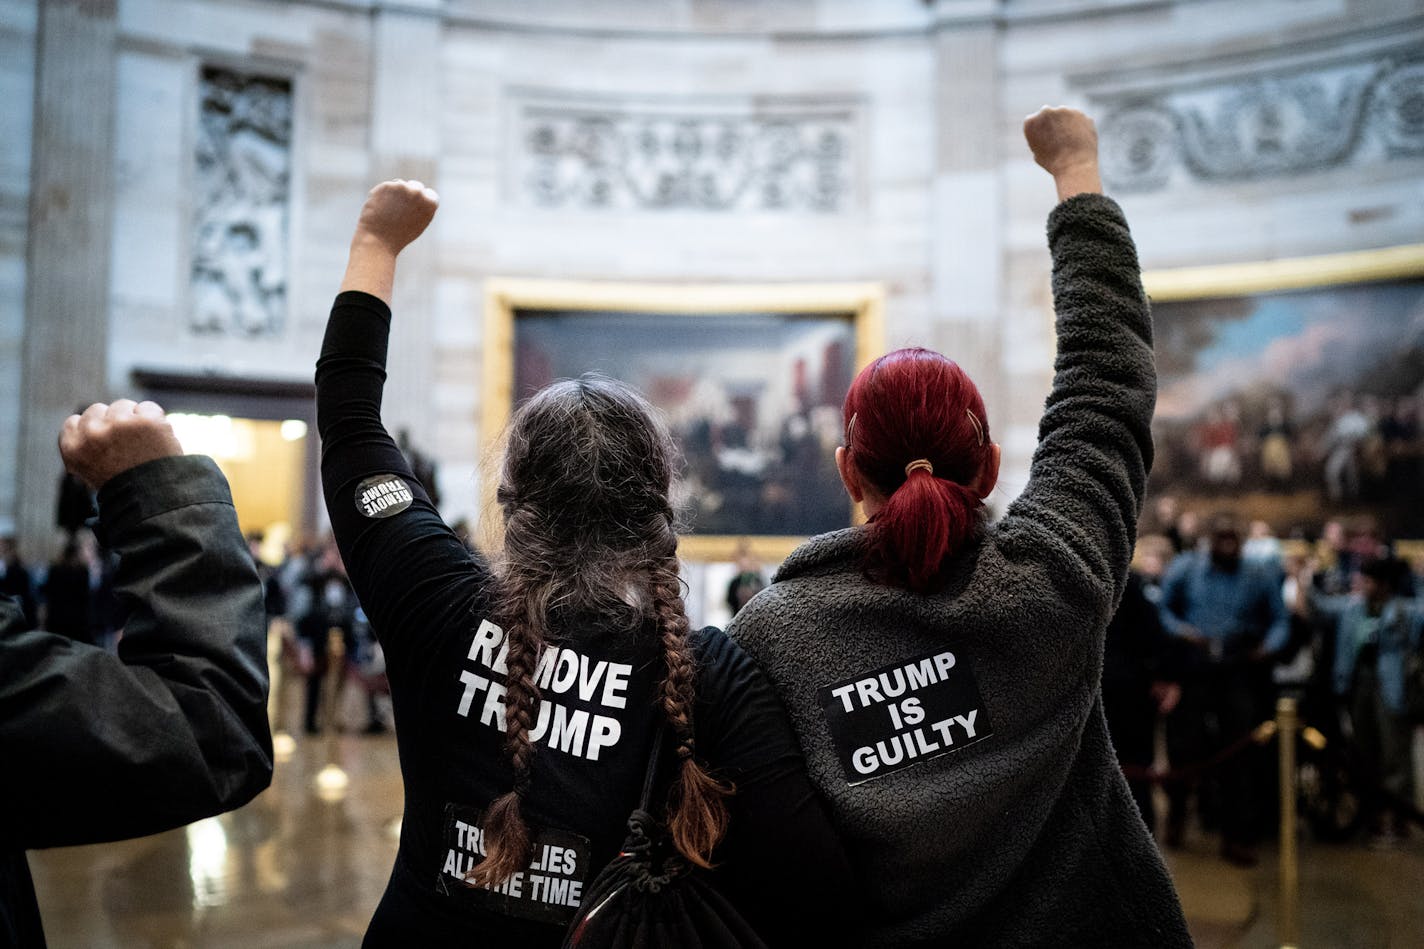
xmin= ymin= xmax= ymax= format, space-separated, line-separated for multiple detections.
xmin=355 ymin=474 xmax=414 ymax=518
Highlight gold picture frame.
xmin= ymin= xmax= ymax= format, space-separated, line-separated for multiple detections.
xmin=482 ymin=278 xmax=886 ymax=562
xmin=1142 ymin=243 xmax=1424 ymax=302
xmin=1139 ymin=240 xmax=1424 ymax=544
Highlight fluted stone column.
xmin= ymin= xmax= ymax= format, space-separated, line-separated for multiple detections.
xmin=16 ymin=0 xmax=117 ymax=558
xmin=930 ymin=1 xmax=1005 ymax=463
xmin=370 ymin=0 xmax=441 ymax=466
xmin=0 ymin=0 xmax=39 ymax=536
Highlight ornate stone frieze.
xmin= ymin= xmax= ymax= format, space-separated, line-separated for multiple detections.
xmin=191 ymin=66 xmax=293 ymax=337
xmin=1095 ymin=55 xmax=1424 ymax=192
xmin=512 ymin=92 xmax=859 ymax=213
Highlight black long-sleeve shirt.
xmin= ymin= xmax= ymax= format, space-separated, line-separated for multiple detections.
xmin=316 ymin=291 xmax=856 ymax=947
xmin=0 ymin=455 xmax=273 ymax=949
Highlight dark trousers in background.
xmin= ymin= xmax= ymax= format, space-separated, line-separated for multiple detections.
xmin=1166 ymin=661 xmax=1270 ymax=847
xmin=1350 ymin=662 xmax=1414 ymax=833
xmin=1104 ymin=684 xmax=1158 ymax=830
xmin=299 ymin=630 xmax=332 ymax=734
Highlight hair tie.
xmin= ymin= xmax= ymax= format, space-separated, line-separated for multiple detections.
xmin=966 ymin=408 xmax=986 ymax=446
xmin=676 ymin=741 xmax=694 ymax=760
xmin=904 ymin=459 xmax=934 ymax=477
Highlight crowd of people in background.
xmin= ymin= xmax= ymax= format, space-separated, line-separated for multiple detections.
xmin=253 ymin=534 xmax=391 ymax=737
xmin=0 ymin=531 xmax=120 ymax=650
xmin=1105 ymin=498 xmax=1424 ymax=864
xmin=0 ymin=520 xmax=396 ymax=739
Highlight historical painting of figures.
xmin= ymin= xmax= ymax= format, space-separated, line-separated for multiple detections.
xmin=1143 ymin=249 xmax=1424 ymax=539
xmin=483 ymin=280 xmax=884 ymax=560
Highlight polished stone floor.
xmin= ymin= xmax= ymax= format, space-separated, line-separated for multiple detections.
xmin=26 ymin=682 xmax=1424 ymax=947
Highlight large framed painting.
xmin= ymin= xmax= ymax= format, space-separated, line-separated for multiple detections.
xmin=1142 ymin=243 xmax=1424 ymax=545
xmin=482 ymin=280 xmax=885 ymax=561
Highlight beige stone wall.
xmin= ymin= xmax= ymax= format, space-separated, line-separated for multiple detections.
xmin=5 ymin=0 xmax=1421 ymax=562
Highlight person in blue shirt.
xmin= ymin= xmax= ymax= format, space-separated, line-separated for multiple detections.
xmin=1301 ymin=555 xmax=1422 ymax=846
xmin=1158 ymin=514 xmax=1289 ymax=865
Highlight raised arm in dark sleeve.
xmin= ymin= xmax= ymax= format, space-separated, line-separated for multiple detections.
xmin=997 ymin=193 xmax=1156 ymax=626
xmin=0 ymin=455 xmax=272 ymax=848
xmin=693 ymin=629 xmax=862 ymax=947
xmin=316 ymin=290 xmax=492 ymax=674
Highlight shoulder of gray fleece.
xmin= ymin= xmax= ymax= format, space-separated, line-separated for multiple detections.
xmin=772 ymin=527 xmax=866 ymax=584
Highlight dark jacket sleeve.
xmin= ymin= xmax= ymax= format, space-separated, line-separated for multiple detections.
xmin=0 ymin=455 xmax=272 ymax=848
xmin=996 ymin=193 xmax=1156 ymax=628
xmin=316 ymin=291 xmax=492 ymax=678
xmin=693 ymin=629 xmax=861 ymax=946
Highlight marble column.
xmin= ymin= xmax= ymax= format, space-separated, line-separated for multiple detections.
xmin=930 ymin=1 xmax=1006 ymax=479
xmin=16 ymin=0 xmax=118 ymax=559
xmin=0 ymin=0 xmax=38 ymax=536
xmin=369 ymin=0 xmax=442 ymax=476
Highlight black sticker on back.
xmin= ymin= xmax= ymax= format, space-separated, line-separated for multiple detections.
xmin=435 ymin=803 xmax=592 ymax=926
xmin=355 ymin=474 xmax=414 ymax=519
xmin=818 ymin=647 xmax=992 ymax=786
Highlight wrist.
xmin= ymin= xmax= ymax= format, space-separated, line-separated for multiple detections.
xmin=1051 ymin=160 xmax=1103 ymax=201
xmin=350 ymin=230 xmax=401 ymax=260
xmin=340 ymin=232 xmax=400 ymax=303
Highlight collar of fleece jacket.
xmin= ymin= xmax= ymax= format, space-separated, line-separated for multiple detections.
xmin=773 ymin=526 xmax=867 ymax=583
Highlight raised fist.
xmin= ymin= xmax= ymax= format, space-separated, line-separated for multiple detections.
xmin=59 ymin=400 xmax=185 ymax=491
xmin=353 ymin=179 xmax=440 ymax=256
xmin=1023 ymin=106 xmax=1099 ymax=177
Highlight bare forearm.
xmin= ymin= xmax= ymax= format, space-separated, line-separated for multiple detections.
xmin=337 ymin=179 xmax=438 ymax=304
xmin=338 ymin=235 xmax=399 ymax=305
xmin=1053 ymin=161 xmax=1103 ymax=202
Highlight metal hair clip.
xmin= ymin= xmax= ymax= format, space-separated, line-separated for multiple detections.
xmin=966 ymin=408 xmax=986 ymax=446
xmin=846 ymin=412 xmax=858 ymax=447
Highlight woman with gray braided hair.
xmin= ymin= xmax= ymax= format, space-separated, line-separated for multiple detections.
xmin=316 ymin=180 xmax=855 ymax=947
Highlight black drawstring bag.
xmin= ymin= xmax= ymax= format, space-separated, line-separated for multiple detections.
xmin=562 ymin=725 xmax=768 ymax=949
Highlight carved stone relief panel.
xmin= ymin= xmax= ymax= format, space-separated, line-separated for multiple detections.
xmin=191 ymin=65 xmax=293 ymax=337
xmin=512 ymin=91 xmax=860 ymax=213
xmin=1094 ymin=55 xmax=1424 ymax=192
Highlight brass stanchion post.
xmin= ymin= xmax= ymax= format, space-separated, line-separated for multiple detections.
xmin=1277 ymin=695 xmax=1300 ymax=949
xmin=323 ymin=626 xmax=345 ymax=736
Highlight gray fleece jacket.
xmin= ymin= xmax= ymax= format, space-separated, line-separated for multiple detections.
xmin=729 ymin=194 xmax=1191 ymax=948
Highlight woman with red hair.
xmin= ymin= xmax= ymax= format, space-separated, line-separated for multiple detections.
xmin=729 ymin=108 xmax=1191 ymax=947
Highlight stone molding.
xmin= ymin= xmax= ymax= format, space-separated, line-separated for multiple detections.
xmin=1093 ymin=52 xmax=1424 ymax=191
xmin=510 ymin=90 xmax=861 ymax=213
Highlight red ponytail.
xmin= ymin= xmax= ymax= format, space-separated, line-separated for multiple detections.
xmin=844 ymin=348 xmax=991 ymax=593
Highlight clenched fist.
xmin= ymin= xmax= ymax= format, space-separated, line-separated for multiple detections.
xmin=352 ymin=179 xmax=439 ymax=257
xmin=59 ymin=400 xmax=184 ymax=491
xmin=1023 ymin=107 xmax=1098 ymax=175
xmin=1024 ymin=106 xmax=1102 ymax=200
